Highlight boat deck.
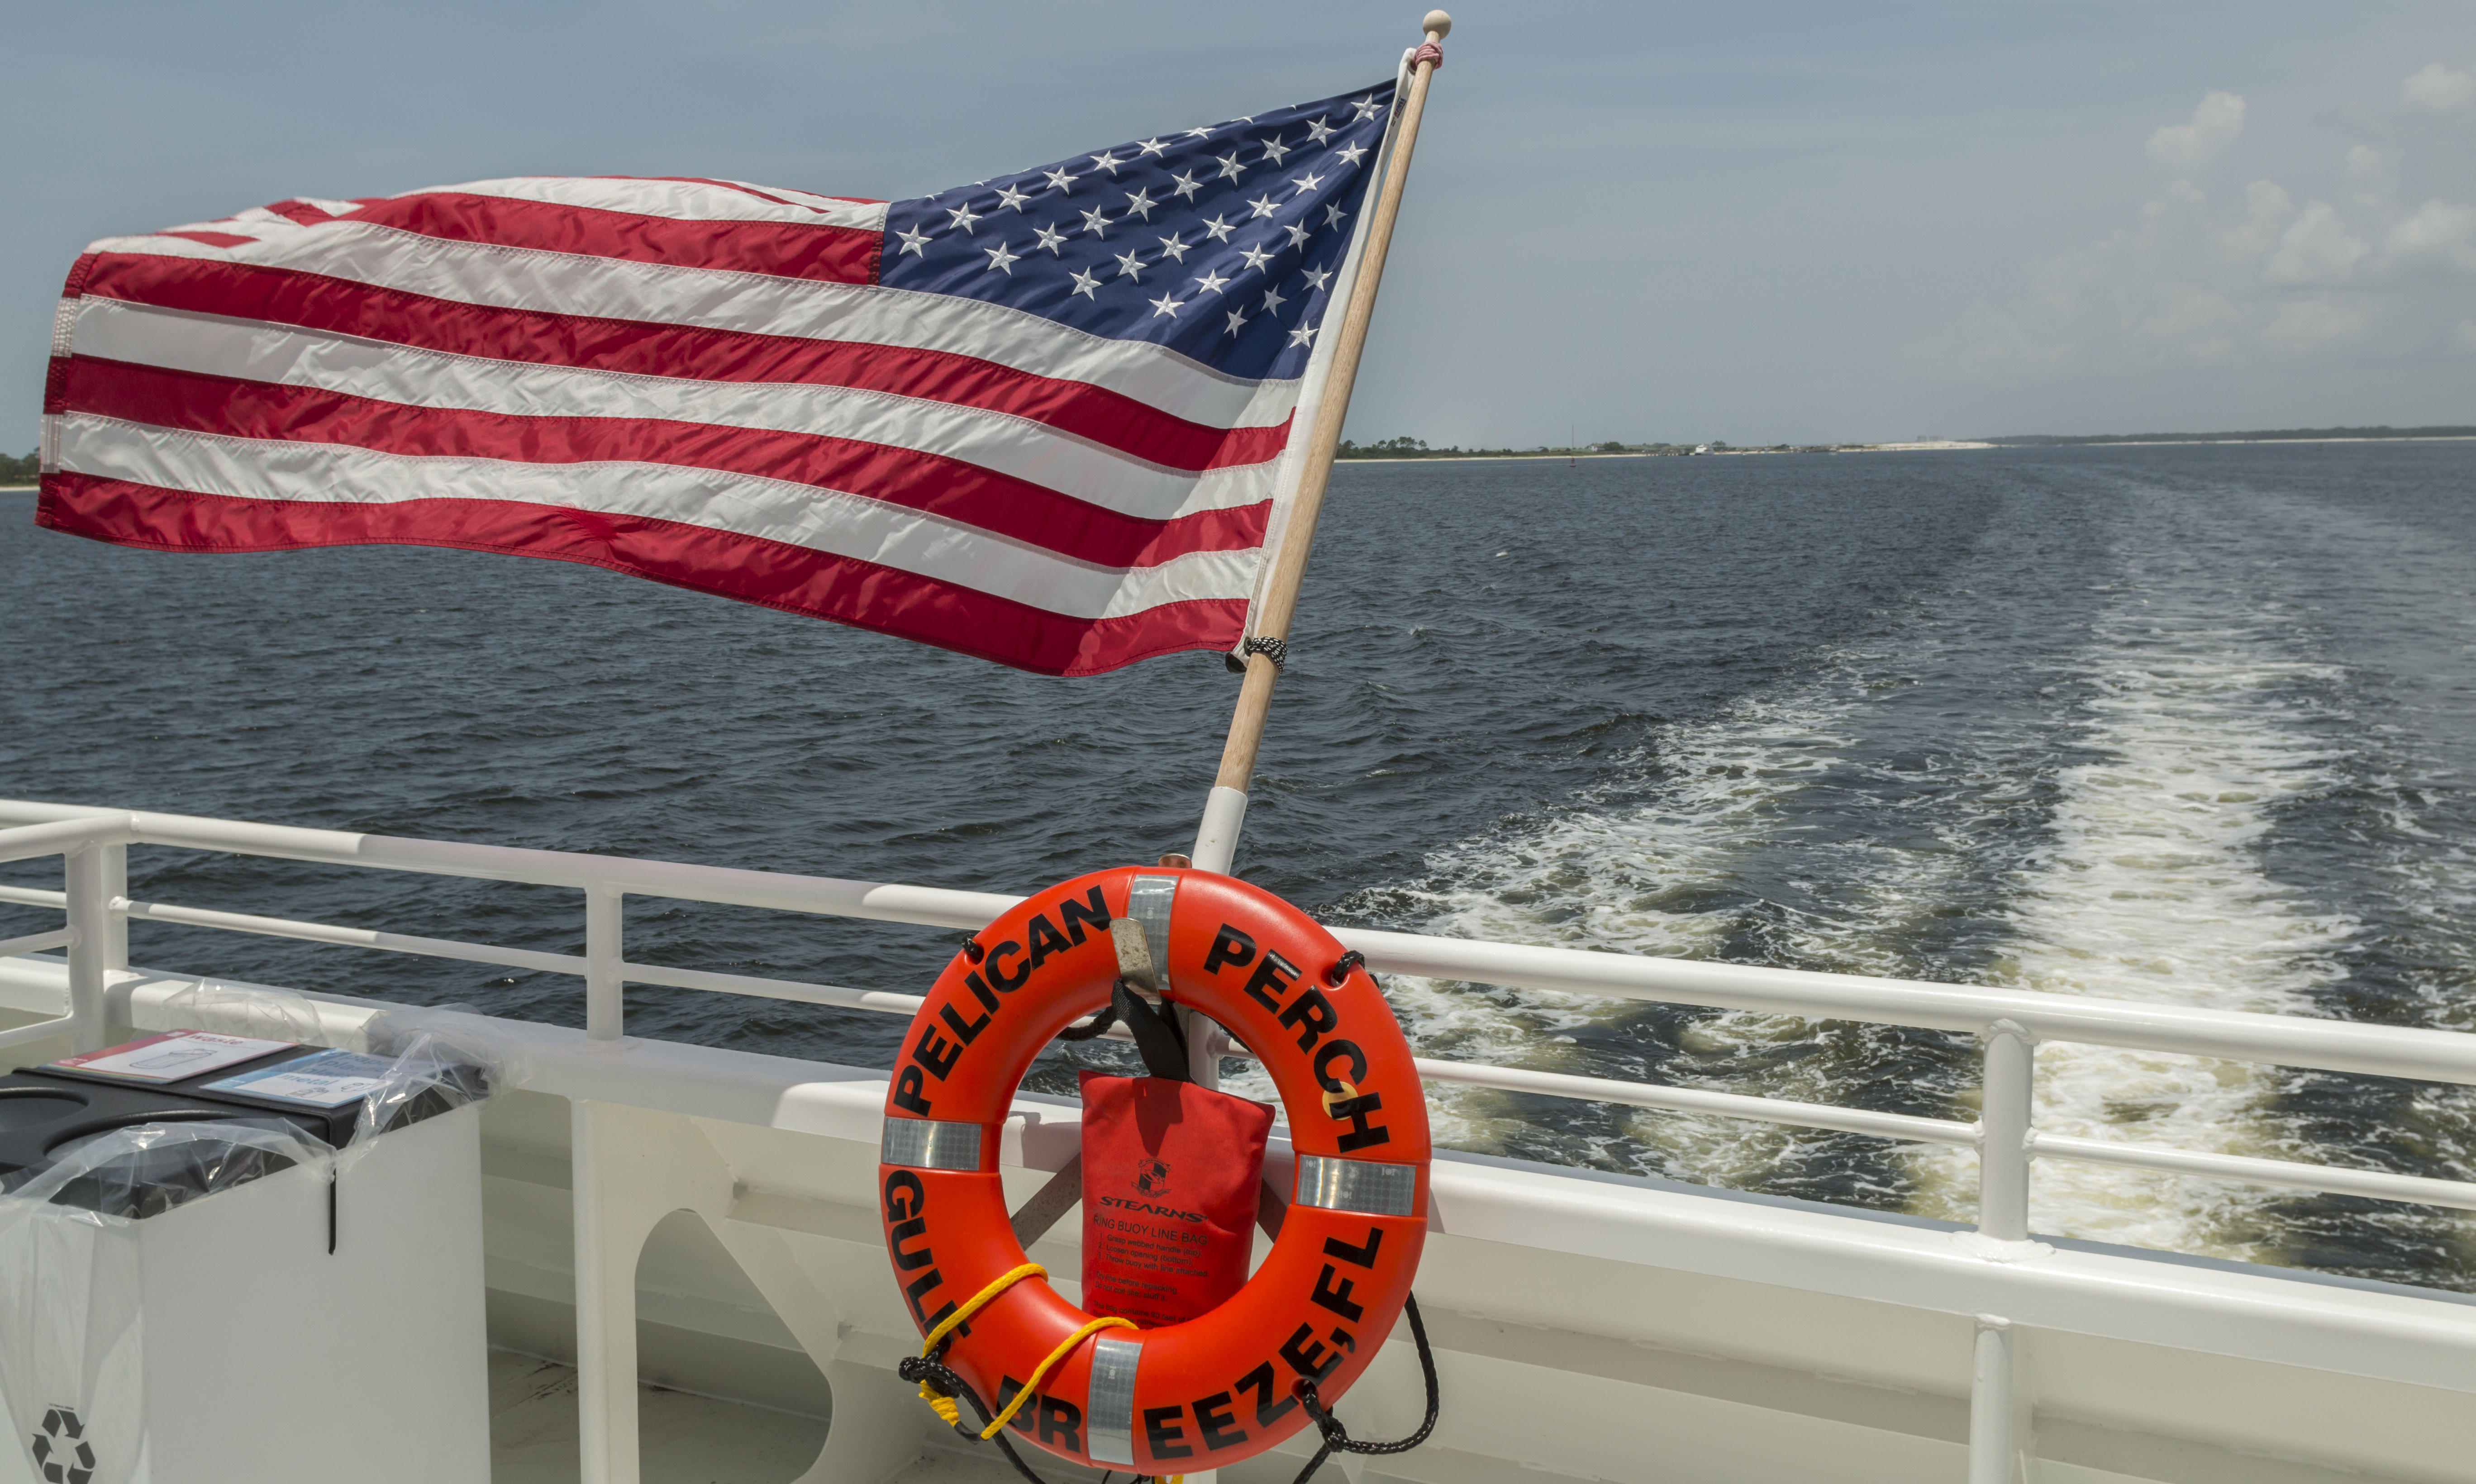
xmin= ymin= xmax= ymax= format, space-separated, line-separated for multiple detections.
xmin=487 ymin=1351 xmax=1167 ymax=1484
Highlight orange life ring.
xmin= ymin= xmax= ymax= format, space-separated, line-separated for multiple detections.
xmin=878 ymin=866 xmax=1431 ymax=1474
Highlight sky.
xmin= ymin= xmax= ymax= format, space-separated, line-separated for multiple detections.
xmin=2 ymin=0 xmax=2471 ymax=447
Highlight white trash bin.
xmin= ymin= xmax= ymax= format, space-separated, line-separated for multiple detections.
xmin=0 ymin=1048 xmax=490 ymax=1484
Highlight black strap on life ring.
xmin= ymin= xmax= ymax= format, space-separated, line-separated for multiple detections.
xmin=1059 ymin=979 xmax=1189 ymax=1083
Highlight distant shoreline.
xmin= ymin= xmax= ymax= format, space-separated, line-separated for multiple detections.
xmin=1336 ymin=434 xmax=2476 ymax=464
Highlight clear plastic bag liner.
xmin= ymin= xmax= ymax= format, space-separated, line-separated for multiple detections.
xmin=2 ymin=1117 xmax=330 ymax=1220
xmin=345 ymin=1011 xmax=502 ymax=1153
xmin=147 ymin=979 xmax=328 ymax=1046
xmin=0 ymin=1119 xmax=331 ymax=1484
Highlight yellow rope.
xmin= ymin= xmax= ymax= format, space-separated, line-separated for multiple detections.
xmin=979 ymin=1314 xmax=1138 ymax=1439
xmin=915 ymin=1262 xmax=1047 ymax=1427
xmin=923 ymin=1262 xmax=1045 ymax=1356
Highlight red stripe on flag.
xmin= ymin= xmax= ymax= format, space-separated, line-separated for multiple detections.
xmin=153 ymin=230 xmax=257 ymax=248
xmin=349 ymin=192 xmax=881 ymax=285
xmin=35 ymin=473 xmax=1243 ymax=677
xmin=62 ymin=358 xmax=1270 ymax=567
xmin=77 ymin=254 xmax=1295 ymax=475
xmin=263 ymin=200 xmax=343 ymax=226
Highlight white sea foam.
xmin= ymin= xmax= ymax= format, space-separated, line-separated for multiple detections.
xmin=1907 ymin=576 xmax=2359 ymax=1256
xmin=1267 ymin=663 xmax=1892 ymax=1179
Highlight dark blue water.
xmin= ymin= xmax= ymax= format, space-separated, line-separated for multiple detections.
xmin=5 ymin=443 xmax=2472 ymax=1288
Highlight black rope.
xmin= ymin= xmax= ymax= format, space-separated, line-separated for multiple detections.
xmin=1287 ymin=1294 xmax=1441 ymax=1484
xmin=1055 ymin=998 xmax=1119 ymax=1042
xmin=897 ymin=1352 xmax=1067 ymax=1484
xmin=1227 ymin=634 xmax=1290 ymax=673
xmin=1326 ymin=949 xmax=1366 ymax=987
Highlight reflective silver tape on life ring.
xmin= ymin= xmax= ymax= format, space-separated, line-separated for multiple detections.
xmin=1125 ymin=874 xmax=1179 ymax=994
xmin=1295 ymin=1155 xmax=1418 ymax=1217
xmin=879 ymin=1118 xmax=984 ymax=1171
xmin=1085 ymin=1333 xmax=1143 ymax=1466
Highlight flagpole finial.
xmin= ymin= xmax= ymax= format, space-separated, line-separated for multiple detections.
xmin=1424 ymin=10 xmax=1452 ymax=38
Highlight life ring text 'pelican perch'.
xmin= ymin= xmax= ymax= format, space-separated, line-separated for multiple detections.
xmin=878 ymin=866 xmax=1432 ymax=1473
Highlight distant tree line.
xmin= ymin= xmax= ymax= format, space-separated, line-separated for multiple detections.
xmin=1337 ymin=436 xmax=1707 ymax=460
xmin=0 ymin=449 xmax=38 ymax=485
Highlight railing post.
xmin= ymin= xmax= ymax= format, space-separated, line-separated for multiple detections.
xmin=570 ymin=1097 xmax=639 ymax=1484
xmin=1967 ymin=1314 xmax=2014 ymax=1484
xmin=1977 ymin=1019 xmax=2036 ymax=1241
xmin=97 ymin=841 xmax=128 ymax=973
xmin=586 ymin=886 xmax=623 ymax=1042
xmin=64 ymin=844 xmax=112 ymax=1053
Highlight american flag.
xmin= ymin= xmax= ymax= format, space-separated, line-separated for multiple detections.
xmin=36 ymin=77 xmax=1399 ymax=676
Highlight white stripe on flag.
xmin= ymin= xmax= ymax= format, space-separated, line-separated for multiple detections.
xmin=392 ymin=177 xmax=890 ymax=231
xmin=71 ymin=299 xmax=1283 ymax=522
xmin=56 ymin=415 xmax=1259 ymax=621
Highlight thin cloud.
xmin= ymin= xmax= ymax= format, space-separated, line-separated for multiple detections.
xmin=1936 ymin=71 xmax=2476 ymax=385
xmin=2147 ymin=91 xmax=2245 ymax=173
xmin=2400 ymin=62 xmax=2475 ymax=113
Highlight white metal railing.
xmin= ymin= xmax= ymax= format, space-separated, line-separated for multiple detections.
xmin=6 ymin=800 xmax=2476 ymax=1237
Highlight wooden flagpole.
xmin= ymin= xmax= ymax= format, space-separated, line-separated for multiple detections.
xmin=1190 ymin=9 xmax=1452 ymax=875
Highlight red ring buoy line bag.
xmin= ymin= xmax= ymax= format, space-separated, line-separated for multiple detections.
xmin=878 ymin=866 xmax=1431 ymax=1474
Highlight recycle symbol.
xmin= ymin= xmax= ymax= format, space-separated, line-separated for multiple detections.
xmin=29 ymin=1406 xmax=96 ymax=1484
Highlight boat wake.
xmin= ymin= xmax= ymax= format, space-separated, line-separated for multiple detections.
xmin=1906 ymin=554 xmax=2357 ymax=1259
xmin=1311 ymin=476 xmax=2476 ymax=1275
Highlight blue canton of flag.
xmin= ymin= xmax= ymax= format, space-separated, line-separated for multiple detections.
xmin=881 ymin=79 xmax=1399 ymax=382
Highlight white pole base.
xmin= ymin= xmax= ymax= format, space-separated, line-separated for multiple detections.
xmin=1190 ymin=787 xmax=1248 ymax=875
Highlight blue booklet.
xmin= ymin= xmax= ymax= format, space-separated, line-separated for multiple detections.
xmin=203 ymin=1048 xmax=400 ymax=1108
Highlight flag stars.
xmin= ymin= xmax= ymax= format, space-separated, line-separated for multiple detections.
xmin=887 ymin=94 xmax=1396 ymax=361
